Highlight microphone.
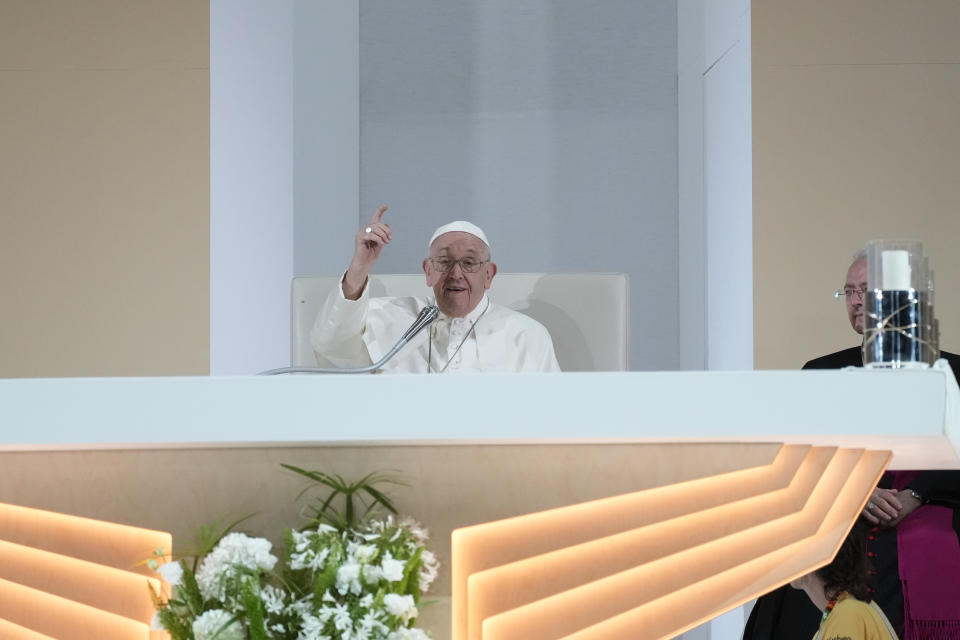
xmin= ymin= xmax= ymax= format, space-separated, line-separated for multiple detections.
xmin=259 ymin=305 xmax=440 ymax=375
xmin=401 ymin=304 xmax=440 ymax=342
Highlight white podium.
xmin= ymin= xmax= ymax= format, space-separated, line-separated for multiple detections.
xmin=0 ymin=367 xmax=957 ymax=640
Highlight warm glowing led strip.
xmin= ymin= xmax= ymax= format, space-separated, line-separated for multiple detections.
xmin=0 ymin=502 xmax=171 ymax=578
xmin=0 ymin=577 xmax=150 ymax=639
xmin=0 ymin=501 xmax=172 ymax=639
xmin=453 ymin=445 xmax=890 ymax=640
xmin=471 ymin=446 xmax=862 ymax=640
xmin=463 ymin=446 xmax=839 ymax=640
xmin=0 ymin=538 xmax=163 ymax=622
xmin=0 ymin=618 xmax=55 ymax=640
xmin=452 ymin=444 xmax=810 ymax=637
xmin=550 ymin=453 xmax=889 ymax=640
xmin=479 ymin=449 xmax=885 ymax=640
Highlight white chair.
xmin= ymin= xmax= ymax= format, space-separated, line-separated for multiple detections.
xmin=291 ymin=273 xmax=629 ymax=371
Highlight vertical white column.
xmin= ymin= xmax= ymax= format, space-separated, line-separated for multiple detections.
xmin=677 ymin=0 xmax=753 ymax=636
xmin=210 ymin=0 xmax=294 ymax=375
xmin=703 ymin=0 xmax=753 ymax=371
xmin=678 ymin=0 xmax=707 ymax=371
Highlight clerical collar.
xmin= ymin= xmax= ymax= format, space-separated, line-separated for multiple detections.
xmin=428 ymin=295 xmax=491 ymax=373
xmin=436 ymin=295 xmax=490 ymax=325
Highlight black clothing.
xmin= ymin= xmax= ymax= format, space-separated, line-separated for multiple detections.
xmin=802 ymin=346 xmax=960 ymax=379
xmin=742 ymin=347 xmax=960 ymax=640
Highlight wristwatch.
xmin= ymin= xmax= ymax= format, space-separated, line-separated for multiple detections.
xmin=907 ymin=488 xmax=923 ymax=503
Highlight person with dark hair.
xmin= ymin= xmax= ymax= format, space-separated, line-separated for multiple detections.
xmin=791 ymin=523 xmax=898 ymax=640
xmin=743 ymin=251 xmax=960 ymax=640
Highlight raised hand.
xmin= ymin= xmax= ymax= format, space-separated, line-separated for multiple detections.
xmin=343 ymin=205 xmax=392 ymax=299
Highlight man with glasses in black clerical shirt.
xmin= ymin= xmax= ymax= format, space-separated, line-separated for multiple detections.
xmin=311 ymin=206 xmax=560 ymax=373
xmin=804 ymin=250 xmax=960 ymax=374
xmin=743 ymin=250 xmax=960 ymax=640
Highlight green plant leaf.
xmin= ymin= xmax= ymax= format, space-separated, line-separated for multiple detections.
xmin=361 ymin=484 xmax=399 ymax=516
xmin=210 ymin=613 xmax=243 ymax=639
xmin=241 ymin=576 xmax=268 ymax=640
xmin=180 ymin=564 xmax=205 ymax=616
xmin=398 ymin=546 xmax=423 ymax=600
xmin=282 ymin=465 xmax=405 ymax=531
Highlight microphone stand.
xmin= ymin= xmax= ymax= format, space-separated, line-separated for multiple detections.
xmin=258 ymin=305 xmax=440 ymax=375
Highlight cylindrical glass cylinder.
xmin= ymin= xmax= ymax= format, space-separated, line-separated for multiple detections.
xmin=863 ymin=240 xmax=929 ymax=368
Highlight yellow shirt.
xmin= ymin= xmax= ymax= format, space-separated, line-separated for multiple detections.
xmin=814 ymin=593 xmax=899 ymax=640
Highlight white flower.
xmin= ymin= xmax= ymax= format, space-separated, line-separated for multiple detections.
xmin=291 ymin=545 xmax=330 ymax=571
xmin=387 ymin=628 xmax=431 ymax=640
xmin=288 ymin=596 xmax=313 ymax=618
xmin=399 ymin=517 xmax=430 ymax=545
xmin=351 ymin=542 xmax=378 ymax=563
xmin=193 ymin=609 xmax=244 ymax=640
xmin=383 ymin=593 xmax=417 ymax=623
xmin=317 ymin=605 xmax=337 ymax=623
xmin=289 ymin=551 xmax=310 ymax=570
xmin=261 ymin=584 xmax=286 ymax=615
xmin=362 ymin=564 xmax=383 ymax=583
xmin=297 ymin=613 xmax=331 ymax=640
xmin=332 ymin=603 xmax=353 ymax=631
xmin=195 ymin=533 xmax=277 ymax=601
xmin=380 ymin=552 xmax=405 ymax=583
xmin=156 ymin=560 xmax=184 ymax=586
xmin=359 ymin=611 xmax=389 ymax=636
xmin=419 ymin=549 xmax=439 ymax=592
xmin=336 ymin=560 xmax=363 ymax=595
xmin=359 ymin=593 xmax=374 ymax=608
xmin=150 ymin=612 xmax=164 ymax=631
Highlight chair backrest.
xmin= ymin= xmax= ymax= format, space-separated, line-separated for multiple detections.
xmin=291 ymin=273 xmax=629 ymax=371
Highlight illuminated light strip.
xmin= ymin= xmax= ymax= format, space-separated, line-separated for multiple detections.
xmin=0 ymin=502 xmax=171 ymax=637
xmin=453 ymin=446 xmax=890 ymax=640
xmin=0 ymin=502 xmax=171 ymax=578
xmin=483 ymin=450 xmax=876 ymax=640
xmin=0 ymin=577 xmax=149 ymax=640
xmin=0 ymin=618 xmax=56 ymax=640
xmin=0 ymin=538 xmax=163 ymax=622
xmin=463 ymin=446 xmax=838 ymax=640
xmin=452 ymin=443 xmax=810 ymax=637
xmin=474 ymin=447 xmax=863 ymax=640
xmin=552 ymin=453 xmax=889 ymax=640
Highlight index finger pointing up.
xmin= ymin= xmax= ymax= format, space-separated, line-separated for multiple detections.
xmin=371 ymin=205 xmax=389 ymax=224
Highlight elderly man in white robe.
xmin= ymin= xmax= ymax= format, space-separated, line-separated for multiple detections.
xmin=311 ymin=206 xmax=560 ymax=373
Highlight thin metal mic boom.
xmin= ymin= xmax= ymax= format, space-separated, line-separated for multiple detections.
xmin=258 ymin=305 xmax=440 ymax=375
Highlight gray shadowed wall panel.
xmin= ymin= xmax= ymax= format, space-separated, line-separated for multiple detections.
xmin=356 ymin=0 xmax=679 ymax=370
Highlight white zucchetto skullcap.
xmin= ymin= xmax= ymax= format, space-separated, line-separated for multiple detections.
xmin=428 ymin=220 xmax=490 ymax=251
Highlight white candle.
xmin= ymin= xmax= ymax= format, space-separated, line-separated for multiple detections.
xmin=882 ymin=250 xmax=912 ymax=290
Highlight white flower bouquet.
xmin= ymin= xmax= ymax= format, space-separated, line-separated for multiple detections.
xmin=151 ymin=468 xmax=439 ymax=640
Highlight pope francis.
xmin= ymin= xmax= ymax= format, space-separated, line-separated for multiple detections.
xmin=310 ymin=206 xmax=560 ymax=373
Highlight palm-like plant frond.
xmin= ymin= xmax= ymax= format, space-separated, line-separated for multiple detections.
xmin=280 ymin=464 xmax=405 ymax=530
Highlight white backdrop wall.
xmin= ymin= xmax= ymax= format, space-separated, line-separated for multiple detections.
xmin=293 ymin=0 xmax=359 ymax=277
xmin=290 ymin=0 xmax=681 ymax=371
xmin=213 ymin=1 xmax=751 ymax=379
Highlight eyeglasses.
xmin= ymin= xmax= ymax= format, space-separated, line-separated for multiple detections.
xmin=834 ymin=287 xmax=868 ymax=300
xmin=428 ymin=257 xmax=489 ymax=273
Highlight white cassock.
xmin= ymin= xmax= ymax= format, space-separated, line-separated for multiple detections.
xmin=310 ymin=278 xmax=560 ymax=373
